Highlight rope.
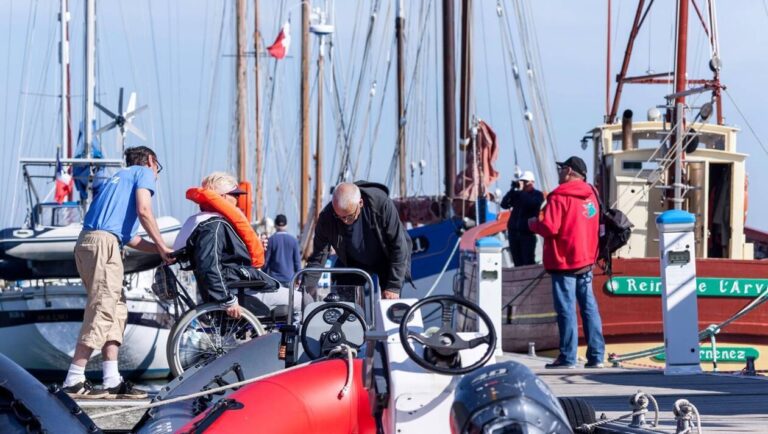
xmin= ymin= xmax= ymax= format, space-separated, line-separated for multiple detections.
xmin=575 ymin=409 xmax=652 ymax=432
xmin=90 ymin=344 xmax=358 ymax=420
xmin=327 ymin=345 xmax=358 ymax=398
xmin=424 ymin=238 xmax=461 ymax=298
xmin=674 ymin=399 xmax=703 ymax=434
xmin=723 ymin=88 xmax=768 ymax=158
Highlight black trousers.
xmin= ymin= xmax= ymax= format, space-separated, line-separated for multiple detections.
xmin=508 ymin=231 xmax=537 ymax=266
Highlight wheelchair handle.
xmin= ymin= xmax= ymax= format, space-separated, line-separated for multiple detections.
xmin=170 ymin=248 xmax=188 ymax=260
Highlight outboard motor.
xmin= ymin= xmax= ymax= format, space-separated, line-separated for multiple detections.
xmin=450 ymin=361 xmax=572 ymax=434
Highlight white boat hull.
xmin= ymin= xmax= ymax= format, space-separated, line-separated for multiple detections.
xmin=0 ymin=216 xmax=180 ymax=280
xmin=0 ymin=271 xmax=174 ymax=380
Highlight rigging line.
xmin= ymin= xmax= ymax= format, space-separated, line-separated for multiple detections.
xmin=499 ymin=1 xmax=543 ymax=184
xmin=199 ymin=1 xmax=228 ymax=177
xmin=510 ymin=0 xmax=554 ymax=190
xmin=351 ymin=0 xmax=392 ymax=179
xmin=433 ymin=2 xmax=441 ymax=196
xmin=723 ymin=89 xmax=768 ymax=158
xmin=385 ymin=0 xmax=433 ymax=189
xmin=190 ymin=0 xmax=212 ymax=176
xmin=365 ymin=37 xmax=395 ymax=179
xmin=512 ymin=0 xmax=551 ymax=158
xmin=521 ymin=0 xmax=558 ymax=161
xmin=341 ymin=0 xmax=365 ymax=104
xmin=146 ymin=0 xmax=170 ymax=176
xmin=261 ymin=0 xmax=288 ymax=197
xmin=2 ymin=0 xmax=14 ymax=163
xmin=9 ymin=0 xmax=39 ymax=227
xmin=392 ymin=0 xmax=434 ymax=174
xmin=326 ymin=31 xmax=357 ymax=186
xmin=478 ymin=2 xmax=494 ymax=125
xmin=496 ymin=5 xmax=519 ymax=170
xmin=336 ymin=0 xmax=382 ymax=184
xmin=326 ymin=59 xmax=351 ymax=185
xmin=26 ymin=16 xmax=55 ymax=156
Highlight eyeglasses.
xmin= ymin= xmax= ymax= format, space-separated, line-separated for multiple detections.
xmin=155 ymin=160 xmax=164 ymax=174
xmin=334 ymin=203 xmax=360 ymax=223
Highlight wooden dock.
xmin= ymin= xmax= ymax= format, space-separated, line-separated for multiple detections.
xmin=499 ymin=353 xmax=768 ymax=434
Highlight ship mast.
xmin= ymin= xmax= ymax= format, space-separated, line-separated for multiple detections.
xmin=236 ymin=0 xmax=248 ymax=184
xmin=82 ymin=0 xmax=96 ymax=209
xmin=396 ymin=0 xmax=407 ymax=198
xmin=300 ymin=1 xmax=311 ymax=232
xmin=253 ymin=0 xmax=263 ymax=222
xmin=441 ymin=0 xmax=457 ymax=218
xmin=670 ymin=0 xmax=689 ymax=210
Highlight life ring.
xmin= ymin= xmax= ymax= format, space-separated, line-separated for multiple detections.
xmin=186 ymin=187 xmax=265 ymax=268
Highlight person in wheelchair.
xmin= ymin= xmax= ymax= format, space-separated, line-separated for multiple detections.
xmin=173 ymin=172 xmax=301 ymax=320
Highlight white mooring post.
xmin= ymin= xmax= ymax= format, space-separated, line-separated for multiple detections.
xmin=476 ymin=237 xmax=503 ymax=356
xmin=656 ymin=210 xmax=702 ymax=375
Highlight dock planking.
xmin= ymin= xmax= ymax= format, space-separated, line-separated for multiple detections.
xmin=499 ymin=352 xmax=768 ymax=434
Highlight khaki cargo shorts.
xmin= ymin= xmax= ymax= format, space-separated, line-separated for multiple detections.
xmin=75 ymin=230 xmax=127 ymax=349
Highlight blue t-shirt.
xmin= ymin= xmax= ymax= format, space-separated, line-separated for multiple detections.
xmin=83 ymin=165 xmax=155 ymax=245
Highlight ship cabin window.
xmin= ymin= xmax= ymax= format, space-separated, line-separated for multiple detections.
xmin=612 ymin=130 xmax=666 ymax=151
xmin=612 ymin=130 xmax=727 ymax=152
xmin=696 ymin=132 xmax=726 ymax=151
xmin=34 ymin=203 xmax=82 ymax=227
xmin=621 ymin=161 xmax=658 ymax=178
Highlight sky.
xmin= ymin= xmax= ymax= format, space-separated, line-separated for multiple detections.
xmin=1 ymin=0 xmax=767 ymax=234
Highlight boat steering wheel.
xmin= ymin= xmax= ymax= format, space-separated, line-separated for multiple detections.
xmin=399 ymin=295 xmax=496 ymax=375
xmin=300 ymin=302 xmax=367 ymax=360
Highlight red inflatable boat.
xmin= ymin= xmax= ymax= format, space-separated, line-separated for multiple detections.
xmin=179 ymin=359 xmax=376 ymax=434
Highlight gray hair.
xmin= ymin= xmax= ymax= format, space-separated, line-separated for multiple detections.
xmin=332 ymin=183 xmax=361 ymax=210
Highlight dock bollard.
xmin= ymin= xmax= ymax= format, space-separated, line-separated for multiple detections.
xmin=528 ymin=342 xmax=536 ymax=357
xmin=629 ymin=392 xmax=649 ymax=428
xmin=744 ymin=356 xmax=757 ymax=376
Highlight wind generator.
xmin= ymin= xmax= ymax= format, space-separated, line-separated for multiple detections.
xmin=94 ymin=87 xmax=148 ymax=154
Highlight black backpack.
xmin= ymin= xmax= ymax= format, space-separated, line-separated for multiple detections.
xmin=590 ymin=185 xmax=633 ymax=274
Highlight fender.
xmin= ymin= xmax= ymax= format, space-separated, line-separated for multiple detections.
xmin=186 ymin=187 xmax=265 ymax=268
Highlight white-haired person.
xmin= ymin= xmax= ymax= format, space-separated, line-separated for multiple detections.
xmin=173 ymin=172 xmax=302 ymax=319
xmin=304 ymin=181 xmax=412 ymax=300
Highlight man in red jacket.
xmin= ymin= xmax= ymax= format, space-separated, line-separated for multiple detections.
xmin=529 ymin=156 xmax=605 ymax=369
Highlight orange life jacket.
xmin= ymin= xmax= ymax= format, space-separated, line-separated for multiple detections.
xmin=185 ymin=187 xmax=265 ymax=268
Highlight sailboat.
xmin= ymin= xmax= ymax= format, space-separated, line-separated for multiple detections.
xmin=458 ymin=0 xmax=768 ymax=371
xmin=0 ymin=0 xmax=180 ymax=380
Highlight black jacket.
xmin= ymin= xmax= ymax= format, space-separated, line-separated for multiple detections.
xmin=186 ymin=216 xmax=276 ymax=305
xmin=500 ymin=187 xmax=545 ymax=234
xmin=306 ymin=181 xmax=412 ymax=293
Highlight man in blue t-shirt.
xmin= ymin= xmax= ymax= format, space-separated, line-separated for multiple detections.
xmin=62 ymin=146 xmax=173 ymax=399
xmin=264 ymin=214 xmax=302 ymax=287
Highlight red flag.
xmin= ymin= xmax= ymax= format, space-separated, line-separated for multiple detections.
xmin=267 ymin=21 xmax=291 ymax=59
xmin=54 ymin=152 xmax=73 ymax=204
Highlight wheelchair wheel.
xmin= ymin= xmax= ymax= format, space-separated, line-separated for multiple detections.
xmin=166 ymin=302 xmax=266 ymax=377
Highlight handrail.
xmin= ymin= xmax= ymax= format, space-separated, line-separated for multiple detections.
xmin=459 ymin=211 xmax=509 ymax=252
xmin=289 ymin=267 xmax=378 ymax=326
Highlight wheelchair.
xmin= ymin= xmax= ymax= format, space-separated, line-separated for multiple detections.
xmin=153 ymin=248 xmax=290 ymax=377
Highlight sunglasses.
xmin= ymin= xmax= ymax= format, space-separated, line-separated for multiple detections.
xmin=334 ymin=203 xmax=360 ymax=223
xmin=155 ymin=159 xmax=164 ymax=174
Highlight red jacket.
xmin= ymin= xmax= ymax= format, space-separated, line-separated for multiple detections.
xmin=529 ymin=180 xmax=599 ymax=271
